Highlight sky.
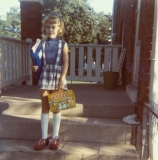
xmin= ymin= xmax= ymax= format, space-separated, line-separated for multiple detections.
xmin=0 ymin=0 xmax=114 ymax=16
xmin=90 ymin=0 xmax=114 ymax=14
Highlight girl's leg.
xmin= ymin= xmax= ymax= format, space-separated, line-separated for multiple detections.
xmin=34 ymin=90 xmax=50 ymax=150
xmin=48 ymin=90 xmax=61 ymax=150
xmin=40 ymin=90 xmax=50 ymax=113
xmin=49 ymin=90 xmax=61 ymax=138
xmin=48 ymin=111 xmax=61 ymax=150
xmin=52 ymin=111 xmax=61 ymax=138
xmin=40 ymin=90 xmax=50 ymax=138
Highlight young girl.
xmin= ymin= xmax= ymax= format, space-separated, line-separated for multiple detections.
xmin=31 ymin=12 xmax=69 ymax=150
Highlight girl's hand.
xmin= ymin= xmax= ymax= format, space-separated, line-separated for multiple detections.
xmin=31 ymin=64 xmax=38 ymax=72
xmin=58 ymin=79 xmax=64 ymax=90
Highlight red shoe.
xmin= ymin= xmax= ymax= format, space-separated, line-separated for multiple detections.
xmin=34 ymin=138 xmax=49 ymax=150
xmin=48 ymin=136 xmax=60 ymax=150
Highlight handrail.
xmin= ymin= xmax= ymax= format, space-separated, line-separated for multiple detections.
xmin=0 ymin=35 xmax=30 ymax=44
xmin=69 ymin=44 xmax=122 ymax=47
xmin=144 ymin=102 xmax=158 ymax=118
xmin=142 ymin=102 xmax=158 ymax=160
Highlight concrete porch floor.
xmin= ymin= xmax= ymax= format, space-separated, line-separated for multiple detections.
xmin=0 ymin=84 xmax=134 ymax=106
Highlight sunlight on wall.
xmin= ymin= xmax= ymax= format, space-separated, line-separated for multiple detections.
xmin=149 ymin=1 xmax=158 ymax=160
xmin=150 ymin=0 xmax=158 ymax=103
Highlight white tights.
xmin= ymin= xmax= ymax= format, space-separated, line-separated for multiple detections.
xmin=41 ymin=112 xmax=61 ymax=139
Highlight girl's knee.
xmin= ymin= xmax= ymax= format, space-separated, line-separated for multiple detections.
xmin=40 ymin=90 xmax=50 ymax=97
xmin=53 ymin=111 xmax=60 ymax=114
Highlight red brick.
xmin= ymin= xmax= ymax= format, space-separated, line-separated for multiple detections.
xmin=138 ymin=80 xmax=150 ymax=87
xmin=147 ymin=12 xmax=154 ymax=20
xmin=135 ymin=104 xmax=143 ymax=121
xmin=144 ymin=36 xmax=153 ymax=43
xmin=138 ymin=73 xmax=150 ymax=82
xmin=140 ymin=51 xmax=151 ymax=58
xmin=20 ymin=2 xmax=42 ymax=41
xmin=138 ymin=86 xmax=150 ymax=94
xmin=139 ymin=66 xmax=151 ymax=73
xmin=139 ymin=58 xmax=151 ymax=66
xmin=140 ymin=44 xmax=152 ymax=52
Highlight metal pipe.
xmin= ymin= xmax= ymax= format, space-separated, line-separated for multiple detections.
xmin=109 ymin=0 xmax=116 ymax=71
xmin=111 ymin=0 xmax=115 ymax=45
xmin=141 ymin=106 xmax=148 ymax=160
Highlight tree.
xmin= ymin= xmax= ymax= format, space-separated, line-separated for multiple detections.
xmin=0 ymin=7 xmax=21 ymax=39
xmin=97 ymin=12 xmax=112 ymax=44
xmin=42 ymin=0 xmax=112 ymax=44
xmin=42 ymin=0 xmax=98 ymax=44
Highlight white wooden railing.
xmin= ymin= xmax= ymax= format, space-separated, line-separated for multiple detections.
xmin=0 ymin=36 xmax=123 ymax=94
xmin=67 ymin=44 xmax=122 ymax=82
xmin=0 ymin=36 xmax=31 ymax=92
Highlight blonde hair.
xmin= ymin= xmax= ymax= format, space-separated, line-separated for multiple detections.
xmin=42 ymin=12 xmax=65 ymax=36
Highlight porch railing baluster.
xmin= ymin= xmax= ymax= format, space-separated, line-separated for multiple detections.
xmin=95 ymin=47 xmax=101 ymax=77
xmin=104 ymin=47 xmax=110 ymax=71
xmin=78 ymin=46 xmax=84 ymax=77
xmin=0 ymin=36 xmax=122 ymax=91
xmin=67 ymin=44 xmax=122 ymax=82
xmin=0 ymin=36 xmax=31 ymax=91
xmin=87 ymin=46 xmax=93 ymax=77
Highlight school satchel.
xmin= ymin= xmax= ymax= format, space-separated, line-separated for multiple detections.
xmin=30 ymin=39 xmax=44 ymax=81
xmin=48 ymin=90 xmax=76 ymax=112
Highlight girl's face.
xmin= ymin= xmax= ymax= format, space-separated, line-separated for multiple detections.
xmin=45 ymin=23 xmax=60 ymax=38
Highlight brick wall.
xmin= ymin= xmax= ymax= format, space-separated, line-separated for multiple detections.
xmin=114 ymin=0 xmax=155 ymax=120
xmin=20 ymin=2 xmax=42 ymax=41
xmin=136 ymin=0 xmax=154 ymax=120
xmin=113 ymin=0 xmax=137 ymax=87
xmin=20 ymin=2 xmax=43 ymax=85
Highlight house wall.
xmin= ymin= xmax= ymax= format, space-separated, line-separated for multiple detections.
xmin=113 ymin=0 xmax=137 ymax=87
xmin=113 ymin=0 xmax=155 ymax=120
xmin=20 ymin=1 xmax=43 ymax=84
xmin=137 ymin=0 xmax=155 ymax=120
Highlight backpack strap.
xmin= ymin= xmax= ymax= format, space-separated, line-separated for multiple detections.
xmin=31 ymin=39 xmax=41 ymax=53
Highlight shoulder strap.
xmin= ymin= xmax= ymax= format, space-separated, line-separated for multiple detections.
xmin=42 ymin=41 xmax=46 ymax=65
xmin=54 ymin=40 xmax=62 ymax=69
xmin=41 ymin=40 xmax=62 ymax=67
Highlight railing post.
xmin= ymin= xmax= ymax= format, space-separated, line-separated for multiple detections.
xmin=0 ymin=43 xmax=1 ymax=97
xmin=109 ymin=47 xmax=113 ymax=71
xmin=0 ymin=38 xmax=3 ymax=97
xmin=26 ymin=38 xmax=32 ymax=85
xmin=141 ymin=106 xmax=148 ymax=160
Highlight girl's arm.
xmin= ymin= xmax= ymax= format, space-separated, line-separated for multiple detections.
xmin=58 ymin=42 xmax=69 ymax=89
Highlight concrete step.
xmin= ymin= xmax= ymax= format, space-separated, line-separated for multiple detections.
xmin=0 ymin=115 xmax=132 ymax=144
xmin=0 ymin=100 xmax=135 ymax=118
xmin=0 ymin=84 xmax=135 ymax=118
xmin=0 ymin=139 xmax=138 ymax=160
